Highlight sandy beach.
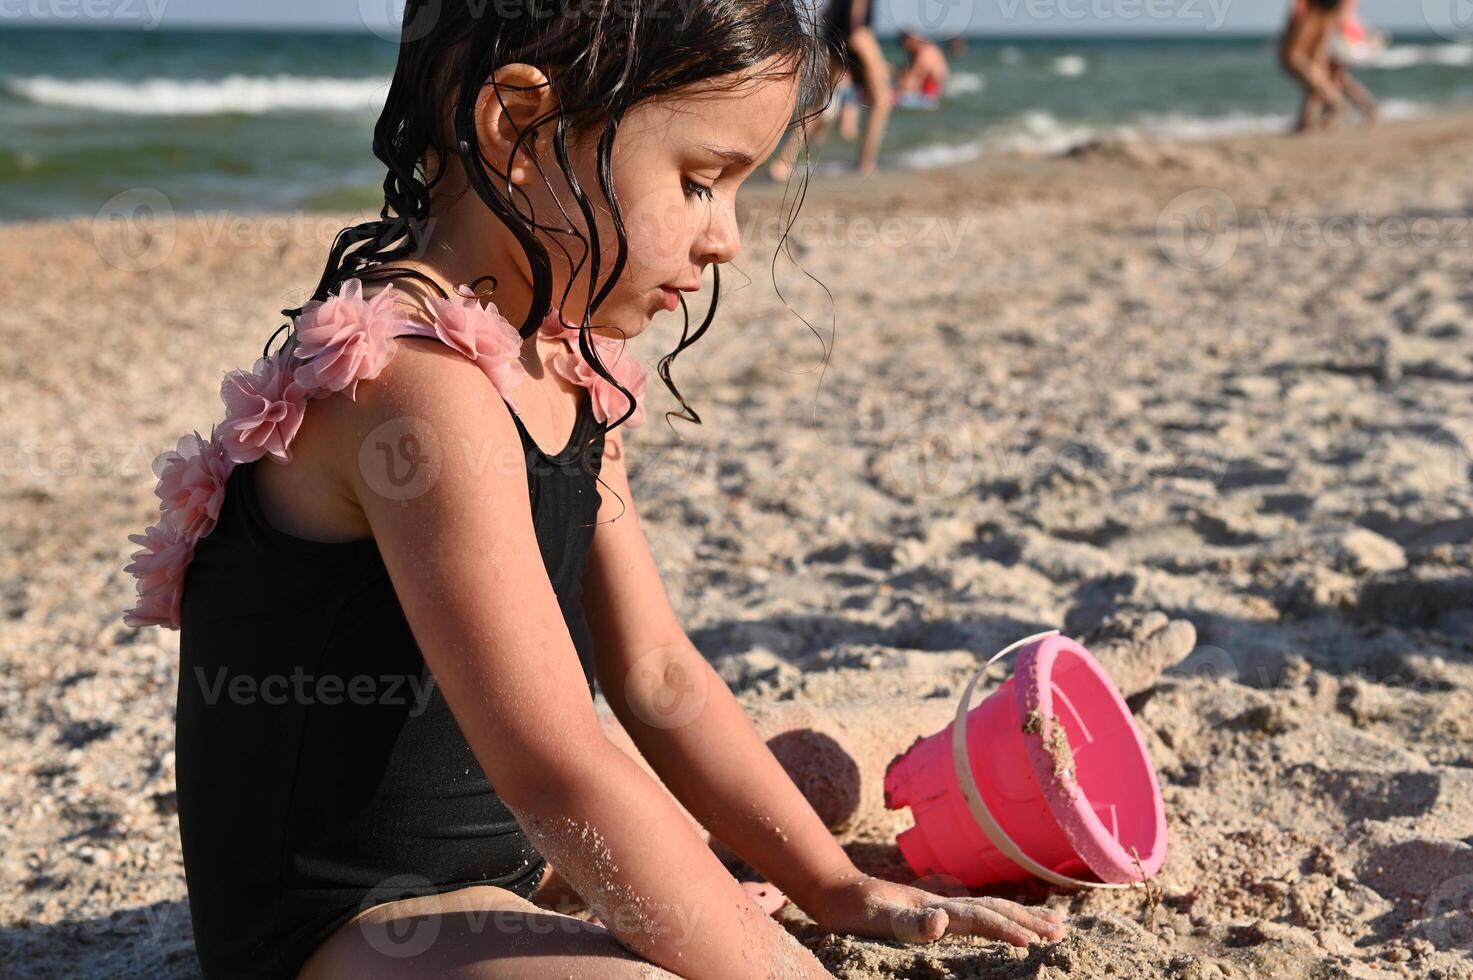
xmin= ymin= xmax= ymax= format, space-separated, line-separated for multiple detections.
xmin=3 ymin=110 xmax=1472 ymax=978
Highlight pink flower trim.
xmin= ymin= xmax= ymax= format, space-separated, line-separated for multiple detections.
xmin=151 ymin=428 xmax=236 ymax=541
xmin=122 ymin=522 xmax=193 ymax=629
xmin=291 ymin=278 xmax=405 ymax=401
xmin=425 ymin=287 xmax=528 ymax=413
xmin=219 ymin=354 xmax=309 ymax=464
xmin=123 ymin=281 xmax=646 ymax=630
xmin=541 ymin=307 xmax=648 ymax=428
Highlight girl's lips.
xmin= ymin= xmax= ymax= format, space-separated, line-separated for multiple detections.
xmin=659 ymin=285 xmax=680 ymax=312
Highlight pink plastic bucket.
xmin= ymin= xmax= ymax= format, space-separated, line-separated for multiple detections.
xmin=883 ymin=631 xmax=1167 ymax=888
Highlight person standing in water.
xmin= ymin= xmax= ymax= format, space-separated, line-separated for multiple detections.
xmin=895 ymin=30 xmax=949 ymax=107
xmin=1280 ymin=0 xmax=1376 ymax=133
xmin=768 ymin=0 xmax=893 ymax=180
xmin=1326 ymin=0 xmax=1380 ymax=126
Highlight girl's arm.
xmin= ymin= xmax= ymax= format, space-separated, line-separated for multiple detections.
xmin=334 ymin=342 xmax=829 ymax=979
xmin=584 ymin=428 xmax=1067 ymax=946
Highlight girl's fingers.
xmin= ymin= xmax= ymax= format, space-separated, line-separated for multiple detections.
xmin=989 ymin=896 xmax=1072 ymax=937
xmin=967 ymin=897 xmax=1069 ymax=941
xmin=937 ymin=901 xmax=1043 ymax=947
xmin=886 ymin=904 xmax=949 ymax=944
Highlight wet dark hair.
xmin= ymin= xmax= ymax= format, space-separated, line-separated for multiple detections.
xmin=270 ymin=0 xmax=832 ymax=474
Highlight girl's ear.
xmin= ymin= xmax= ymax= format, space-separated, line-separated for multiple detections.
xmin=474 ymin=63 xmax=554 ymax=186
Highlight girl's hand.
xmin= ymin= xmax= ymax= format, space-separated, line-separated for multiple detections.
xmin=811 ymin=872 xmax=1068 ymax=947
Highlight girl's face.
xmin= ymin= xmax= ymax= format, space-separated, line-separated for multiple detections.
xmin=497 ymin=57 xmax=801 ymax=341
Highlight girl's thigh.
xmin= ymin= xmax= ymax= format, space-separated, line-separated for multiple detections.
xmin=297 ymin=884 xmax=682 ymax=980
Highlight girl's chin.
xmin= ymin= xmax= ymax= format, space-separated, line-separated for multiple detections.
xmin=585 ymin=320 xmax=648 ymax=343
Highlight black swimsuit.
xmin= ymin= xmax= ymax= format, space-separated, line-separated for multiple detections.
xmin=175 ymin=347 xmax=606 ymax=980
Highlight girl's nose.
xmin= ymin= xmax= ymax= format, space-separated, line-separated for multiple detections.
xmin=699 ymin=203 xmax=741 ymax=266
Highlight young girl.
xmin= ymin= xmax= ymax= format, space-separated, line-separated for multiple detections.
xmin=122 ymin=1 xmax=1068 ymax=976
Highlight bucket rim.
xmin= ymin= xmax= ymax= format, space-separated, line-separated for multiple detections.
xmin=1015 ymin=635 xmax=1168 ymax=883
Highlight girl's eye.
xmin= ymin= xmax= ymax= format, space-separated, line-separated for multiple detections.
xmin=682 ymin=177 xmax=715 ymax=202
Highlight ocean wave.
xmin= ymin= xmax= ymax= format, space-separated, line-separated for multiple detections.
xmin=3 ymin=74 xmax=390 ymax=115
xmin=1361 ymin=44 xmax=1473 ymax=70
xmin=897 ymin=101 xmax=1431 ymax=167
xmin=988 ymin=110 xmax=1098 ymax=156
xmin=1052 ymin=55 xmax=1087 ymax=78
xmin=945 ymin=71 xmax=985 ymax=97
xmin=893 ymin=139 xmax=985 ymax=169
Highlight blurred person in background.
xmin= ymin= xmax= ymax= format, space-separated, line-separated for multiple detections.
xmin=768 ymin=0 xmax=893 ymax=180
xmin=894 ymin=30 xmax=949 ymax=109
xmin=1280 ymin=0 xmax=1377 ymax=133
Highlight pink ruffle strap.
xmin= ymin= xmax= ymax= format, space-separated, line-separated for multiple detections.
xmin=123 ymin=280 xmax=648 ymax=630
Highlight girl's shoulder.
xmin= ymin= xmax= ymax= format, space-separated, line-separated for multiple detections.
xmin=123 ymin=275 xmax=649 ymax=631
xmin=121 ymin=278 xmax=526 ymax=631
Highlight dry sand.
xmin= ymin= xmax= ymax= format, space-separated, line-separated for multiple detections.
xmin=3 ymin=111 xmax=1472 ymax=978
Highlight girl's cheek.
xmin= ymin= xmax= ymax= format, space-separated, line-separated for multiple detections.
xmin=622 ymin=184 xmax=697 ymax=270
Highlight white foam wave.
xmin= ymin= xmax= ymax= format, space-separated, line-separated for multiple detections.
xmin=988 ymin=109 xmax=1098 ymax=156
xmin=4 ymin=74 xmax=390 ymax=115
xmin=896 ymin=101 xmax=1432 ymax=168
xmin=1052 ymin=55 xmax=1087 ymax=78
xmin=893 ymin=139 xmax=985 ymax=169
xmin=1362 ymin=44 xmax=1473 ymax=70
xmin=945 ymin=71 xmax=985 ymax=97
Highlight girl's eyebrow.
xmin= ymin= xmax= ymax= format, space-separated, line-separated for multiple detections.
xmin=694 ymin=141 xmax=757 ymax=167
